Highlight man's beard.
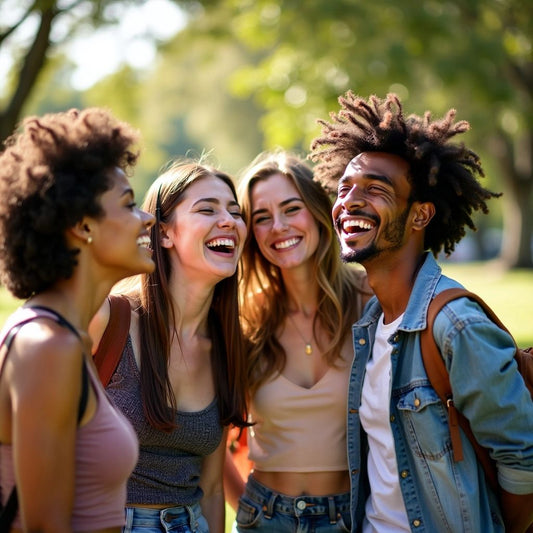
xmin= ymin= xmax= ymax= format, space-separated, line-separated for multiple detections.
xmin=340 ymin=205 xmax=411 ymax=265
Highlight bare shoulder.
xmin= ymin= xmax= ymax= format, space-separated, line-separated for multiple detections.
xmin=89 ymin=294 xmax=136 ymax=353
xmin=9 ymin=319 xmax=83 ymax=397
xmin=88 ymin=297 xmax=111 ymax=352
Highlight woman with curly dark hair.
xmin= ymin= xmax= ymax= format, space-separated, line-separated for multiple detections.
xmin=90 ymin=159 xmax=250 ymax=533
xmin=0 ymin=108 xmax=155 ymax=532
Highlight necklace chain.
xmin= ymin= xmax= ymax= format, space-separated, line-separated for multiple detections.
xmin=288 ymin=313 xmax=313 ymax=356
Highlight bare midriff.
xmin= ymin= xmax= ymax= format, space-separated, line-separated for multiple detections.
xmin=252 ymin=469 xmax=350 ymax=497
xmin=129 ymin=503 xmax=171 ymax=509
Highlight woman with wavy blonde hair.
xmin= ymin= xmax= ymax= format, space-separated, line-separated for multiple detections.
xmin=225 ymin=150 xmax=372 ymax=533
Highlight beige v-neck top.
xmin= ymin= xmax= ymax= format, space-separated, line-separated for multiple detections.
xmin=248 ymin=358 xmax=351 ymax=472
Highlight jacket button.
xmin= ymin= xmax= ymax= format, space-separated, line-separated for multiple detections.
xmin=358 ymin=338 xmax=366 ymax=345
xmin=390 ymin=415 xmax=395 ymax=422
xmin=349 ymin=408 xmax=358 ymax=414
xmin=413 ymin=519 xmax=421 ymax=527
xmin=414 ymin=398 xmax=421 ymax=407
xmin=400 ymin=470 xmax=409 ymax=478
xmin=351 ymin=469 xmax=359 ymax=475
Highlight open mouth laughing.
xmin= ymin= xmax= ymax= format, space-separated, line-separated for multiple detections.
xmin=137 ymin=235 xmax=151 ymax=249
xmin=340 ymin=217 xmax=376 ymax=236
xmin=205 ymin=237 xmax=236 ymax=254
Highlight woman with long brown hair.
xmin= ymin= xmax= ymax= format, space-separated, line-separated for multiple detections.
xmin=91 ymin=159 xmax=249 ymax=533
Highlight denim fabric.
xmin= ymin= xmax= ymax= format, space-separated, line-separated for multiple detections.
xmin=347 ymin=253 xmax=533 ymax=532
xmin=234 ymin=475 xmax=351 ymax=533
xmin=122 ymin=503 xmax=209 ymax=532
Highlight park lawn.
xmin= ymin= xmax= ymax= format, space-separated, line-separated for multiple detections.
xmin=439 ymin=260 xmax=532 ymax=347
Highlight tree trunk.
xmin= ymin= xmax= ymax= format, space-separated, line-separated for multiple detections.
xmin=0 ymin=7 xmax=55 ymax=144
xmin=496 ymin=130 xmax=533 ymax=269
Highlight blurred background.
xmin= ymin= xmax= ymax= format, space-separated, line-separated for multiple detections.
xmin=0 ymin=0 xmax=531 ymax=347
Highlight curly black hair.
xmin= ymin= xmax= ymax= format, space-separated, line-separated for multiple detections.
xmin=309 ymin=92 xmax=501 ymax=257
xmin=0 ymin=107 xmax=140 ymax=299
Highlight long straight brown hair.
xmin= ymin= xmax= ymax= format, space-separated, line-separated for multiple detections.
xmin=137 ymin=160 xmax=249 ymax=431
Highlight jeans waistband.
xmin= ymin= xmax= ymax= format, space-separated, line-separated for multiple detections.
xmin=245 ymin=474 xmax=350 ymax=523
xmin=124 ymin=502 xmax=203 ymax=531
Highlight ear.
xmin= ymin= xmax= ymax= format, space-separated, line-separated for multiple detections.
xmin=159 ymin=223 xmax=174 ymax=249
xmin=411 ymin=202 xmax=435 ymax=231
xmin=68 ymin=219 xmax=93 ymax=244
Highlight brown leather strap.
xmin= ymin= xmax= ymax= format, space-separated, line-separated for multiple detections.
xmin=92 ymin=294 xmax=131 ymax=387
xmin=421 ymin=288 xmax=498 ymax=492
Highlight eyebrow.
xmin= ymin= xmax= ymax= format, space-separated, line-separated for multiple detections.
xmin=251 ymin=196 xmax=303 ymax=217
xmin=120 ymin=187 xmax=135 ymax=198
xmin=339 ymin=172 xmax=393 ymax=188
xmin=192 ymin=197 xmax=240 ymax=207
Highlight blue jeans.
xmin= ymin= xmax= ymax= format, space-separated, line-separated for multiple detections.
xmin=122 ymin=503 xmax=209 ymax=532
xmin=235 ymin=475 xmax=351 ymax=533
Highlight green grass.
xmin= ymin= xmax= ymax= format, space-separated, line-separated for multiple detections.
xmin=439 ymin=260 xmax=532 ymax=347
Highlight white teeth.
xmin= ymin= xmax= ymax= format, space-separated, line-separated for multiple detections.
xmin=343 ymin=219 xmax=373 ymax=232
xmin=274 ymin=237 xmax=300 ymax=250
xmin=206 ymin=238 xmax=235 ymax=249
xmin=137 ymin=236 xmax=151 ymax=248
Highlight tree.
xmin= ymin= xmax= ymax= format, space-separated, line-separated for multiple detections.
xmin=189 ymin=0 xmax=533 ymax=267
xmin=0 ymin=0 xmax=209 ymax=142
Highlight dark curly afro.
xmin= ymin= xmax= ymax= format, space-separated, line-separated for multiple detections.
xmin=310 ymin=92 xmax=501 ymax=257
xmin=0 ymin=107 xmax=140 ymax=299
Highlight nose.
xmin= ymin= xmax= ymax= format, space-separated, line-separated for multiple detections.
xmin=340 ymin=184 xmax=365 ymax=211
xmin=272 ymin=213 xmax=288 ymax=233
xmin=217 ymin=210 xmax=237 ymax=228
xmin=141 ymin=209 xmax=156 ymax=229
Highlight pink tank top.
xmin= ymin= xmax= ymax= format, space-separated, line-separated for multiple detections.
xmin=248 ymin=356 xmax=351 ymax=472
xmin=1 ymin=364 xmax=138 ymax=530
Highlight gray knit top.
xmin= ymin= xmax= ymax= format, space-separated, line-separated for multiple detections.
xmin=106 ymin=336 xmax=223 ymax=505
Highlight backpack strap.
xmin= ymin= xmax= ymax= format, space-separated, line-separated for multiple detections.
xmin=420 ymin=288 xmax=498 ymax=492
xmin=92 ymin=295 xmax=131 ymax=387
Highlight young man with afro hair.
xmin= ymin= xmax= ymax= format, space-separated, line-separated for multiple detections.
xmin=310 ymin=92 xmax=533 ymax=533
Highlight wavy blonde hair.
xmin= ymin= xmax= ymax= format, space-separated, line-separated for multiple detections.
xmin=237 ymin=150 xmax=371 ymax=394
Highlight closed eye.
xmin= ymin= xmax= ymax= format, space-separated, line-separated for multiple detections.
xmin=285 ymin=205 xmax=301 ymax=215
xmin=253 ymin=215 xmax=270 ymax=224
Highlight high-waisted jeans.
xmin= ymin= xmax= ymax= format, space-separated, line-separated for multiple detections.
xmin=234 ymin=475 xmax=351 ymax=533
xmin=122 ymin=503 xmax=209 ymax=532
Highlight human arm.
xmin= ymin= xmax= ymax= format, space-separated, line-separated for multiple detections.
xmin=9 ymin=321 xmax=85 ymax=532
xmin=199 ymin=428 xmax=228 ymax=533
xmin=440 ymin=298 xmax=533 ymax=526
xmin=499 ymin=489 xmax=533 ymax=533
xmin=224 ymin=445 xmax=247 ymax=511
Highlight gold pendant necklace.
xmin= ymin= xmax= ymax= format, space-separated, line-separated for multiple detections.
xmin=288 ymin=313 xmax=313 ymax=356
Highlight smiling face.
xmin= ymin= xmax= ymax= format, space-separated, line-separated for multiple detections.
xmin=161 ymin=175 xmax=247 ymax=283
xmin=89 ymin=167 xmax=155 ymax=279
xmin=250 ymin=173 xmax=320 ymax=271
xmin=332 ymin=152 xmax=415 ymax=266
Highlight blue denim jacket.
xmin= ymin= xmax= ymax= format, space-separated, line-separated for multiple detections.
xmin=347 ymin=253 xmax=533 ymax=532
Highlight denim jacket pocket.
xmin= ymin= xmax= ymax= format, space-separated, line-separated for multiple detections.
xmin=396 ymin=385 xmax=452 ymax=460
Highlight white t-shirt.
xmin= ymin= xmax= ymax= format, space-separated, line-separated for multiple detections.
xmin=359 ymin=312 xmax=410 ymax=533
